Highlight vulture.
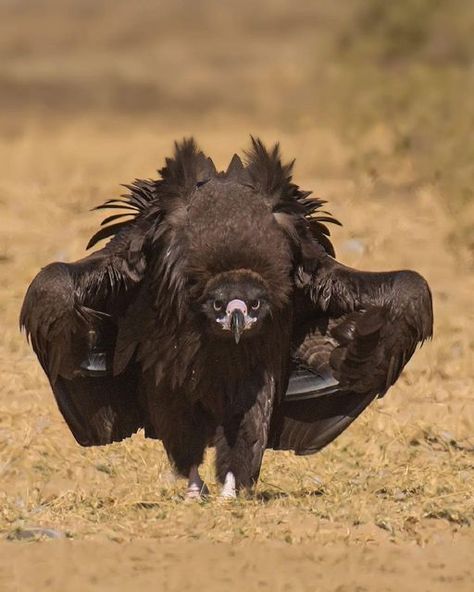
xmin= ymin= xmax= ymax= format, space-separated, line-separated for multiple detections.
xmin=20 ymin=138 xmax=433 ymax=499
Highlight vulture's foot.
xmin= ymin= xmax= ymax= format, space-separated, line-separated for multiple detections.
xmin=220 ymin=471 xmax=237 ymax=499
xmin=185 ymin=466 xmax=209 ymax=501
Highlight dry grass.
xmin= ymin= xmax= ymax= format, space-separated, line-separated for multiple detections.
xmin=0 ymin=1 xmax=473 ymax=590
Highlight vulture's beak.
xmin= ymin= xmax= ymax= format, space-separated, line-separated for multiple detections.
xmin=230 ymin=309 xmax=245 ymax=344
xmin=218 ymin=299 xmax=256 ymax=343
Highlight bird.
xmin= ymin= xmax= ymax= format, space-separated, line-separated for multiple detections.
xmin=20 ymin=138 xmax=433 ymax=499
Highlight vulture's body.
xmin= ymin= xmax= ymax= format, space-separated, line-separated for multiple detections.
xmin=20 ymin=139 xmax=433 ymax=497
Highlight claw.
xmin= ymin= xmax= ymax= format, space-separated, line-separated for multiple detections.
xmin=186 ymin=482 xmax=209 ymax=500
xmin=186 ymin=466 xmax=208 ymax=501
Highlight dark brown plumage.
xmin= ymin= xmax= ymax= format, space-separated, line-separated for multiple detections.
xmin=20 ymin=138 xmax=433 ymax=498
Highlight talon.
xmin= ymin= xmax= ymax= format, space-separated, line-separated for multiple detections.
xmin=186 ymin=483 xmax=209 ymax=500
xmin=186 ymin=466 xmax=208 ymax=500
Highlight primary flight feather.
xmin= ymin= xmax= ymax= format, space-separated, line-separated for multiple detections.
xmin=20 ymin=138 xmax=433 ymax=498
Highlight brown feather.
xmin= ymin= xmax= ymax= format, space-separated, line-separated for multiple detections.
xmin=20 ymin=137 xmax=433 ymax=488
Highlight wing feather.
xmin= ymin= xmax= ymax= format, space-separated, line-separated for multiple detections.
xmin=271 ymin=254 xmax=433 ymax=454
xmin=20 ymin=243 xmax=146 ymax=446
xmin=297 ymin=256 xmax=433 ymax=395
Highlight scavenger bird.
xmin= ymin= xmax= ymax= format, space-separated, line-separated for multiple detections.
xmin=20 ymin=138 xmax=433 ymax=499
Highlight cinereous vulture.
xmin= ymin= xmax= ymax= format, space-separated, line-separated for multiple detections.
xmin=20 ymin=138 xmax=433 ymax=498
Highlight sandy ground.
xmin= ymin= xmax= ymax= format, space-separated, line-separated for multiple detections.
xmin=0 ymin=2 xmax=473 ymax=590
xmin=2 ymin=536 xmax=474 ymax=592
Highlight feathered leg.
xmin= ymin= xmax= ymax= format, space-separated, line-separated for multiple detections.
xmin=214 ymin=376 xmax=275 ymax=496
xmin=146 ymin=387 xmax=215 ymax=500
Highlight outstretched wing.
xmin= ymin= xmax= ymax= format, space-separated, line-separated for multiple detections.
xmin=270 ymin=256 xmax=433 ymax=455
xmin=20 ymin=138 xmax=220 ymax=446
xmin=20 ymin=234 xmax=146 ymax=446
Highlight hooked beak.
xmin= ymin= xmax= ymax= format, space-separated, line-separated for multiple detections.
xmin=217 ymin=299 xmax=257 ymax=343
xmin=230 ymin=309 xmax=245 ymax=344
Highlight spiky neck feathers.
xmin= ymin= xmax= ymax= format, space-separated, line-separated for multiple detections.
xmin=88 ymin=137 xmax=340 ymax=262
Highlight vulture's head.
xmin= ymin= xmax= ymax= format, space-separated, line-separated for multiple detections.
xmin=199 ymin=269 xmax=271 ymax=344
xmin=89 ymin=137 xmax=339 ymax=347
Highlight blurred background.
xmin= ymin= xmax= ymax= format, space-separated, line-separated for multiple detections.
xmin=1 ymin=2 xmax=473 ymax=589
xmin=1 ymin=0 xmax=473 ymax=261
xmin=0 ymin=0 xmax=473 ymax=227
xmin=0 ymin=1 xmax=472 ymax=214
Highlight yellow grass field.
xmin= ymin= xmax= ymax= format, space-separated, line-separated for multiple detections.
xmin=0 ymin=2 xmax=473 ymax=590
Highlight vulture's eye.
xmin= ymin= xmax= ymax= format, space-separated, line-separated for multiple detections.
xmin=249 ymin=299 xmax=260 ymax=311
xmin=213 ymin=299 xmax=224 ymax=312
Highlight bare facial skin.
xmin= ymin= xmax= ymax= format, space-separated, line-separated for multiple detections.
xmin=200 ymin=270 xmax=271 ymax=344
xmin=215 ymin=299 xmax=258 ymax=343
